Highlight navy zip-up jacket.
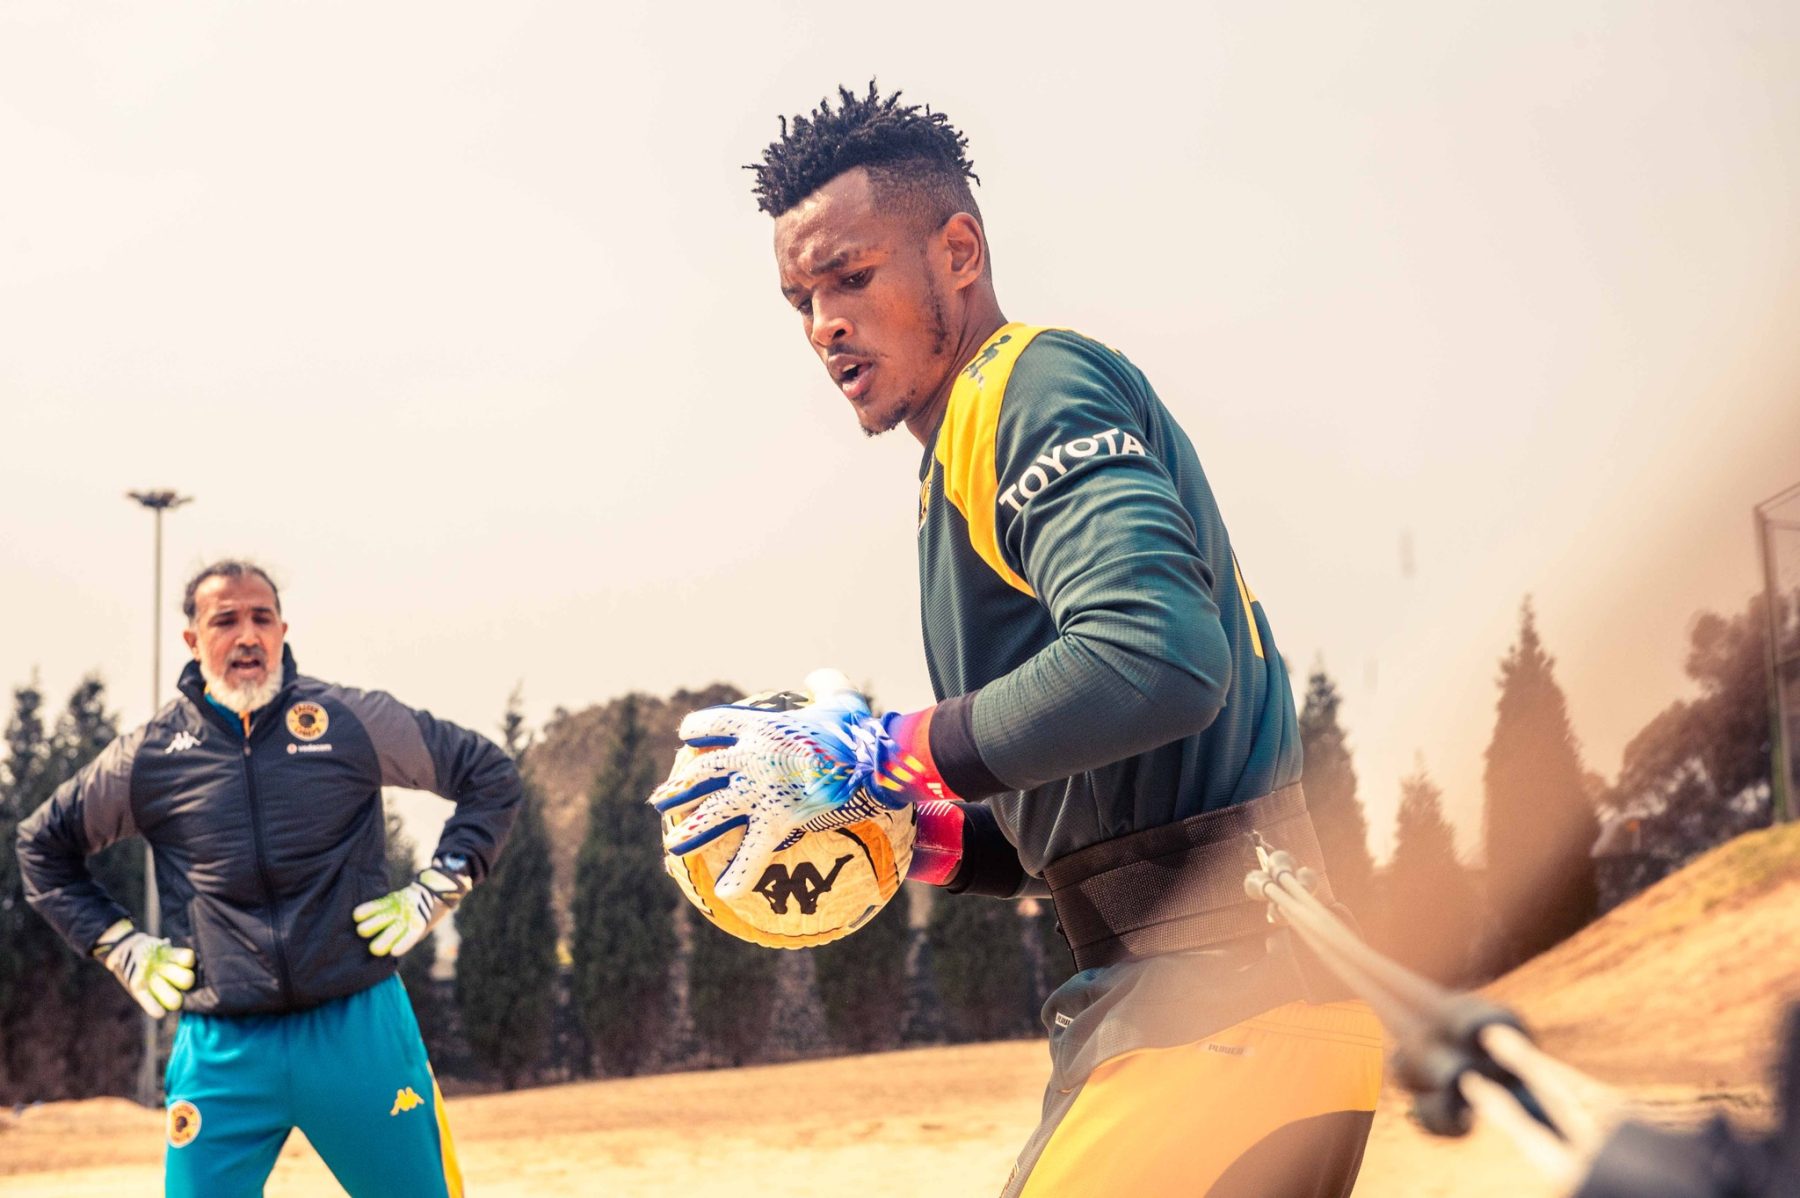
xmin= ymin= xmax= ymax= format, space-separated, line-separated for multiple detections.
xmin=16 ymin=646 xmax=522 ymax=1016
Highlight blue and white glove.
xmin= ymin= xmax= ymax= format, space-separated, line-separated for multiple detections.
xmin=652 ymin=669 xmax=937 ymax=900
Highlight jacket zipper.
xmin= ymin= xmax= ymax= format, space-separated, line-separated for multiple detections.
xmin=239 ymin=715 xmax=298 ymax=1008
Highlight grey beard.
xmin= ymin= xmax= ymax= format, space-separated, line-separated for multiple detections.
xmin=199 ymin=658 xmax=284 ymax=715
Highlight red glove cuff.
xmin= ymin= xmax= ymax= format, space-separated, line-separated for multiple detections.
xmin=881 ymin=708 xmax=968 ymax=886
xmin=909 ymin=799 xmax=966 ymax=886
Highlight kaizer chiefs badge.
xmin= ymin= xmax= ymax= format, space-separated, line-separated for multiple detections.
xmin=167 ymin=1099 xmax=201 ymax=1148
xmin=286 ymin=702 xmax=329 ymax=742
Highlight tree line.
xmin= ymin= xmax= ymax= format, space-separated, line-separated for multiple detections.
xmin=0 ymin=678 xmax=144 ymax=1102
xmin=1301 ymin=594 xmax=1781 ymax=991
xmin=1 ymin=588 xmax=1781 ymax=1099
xmin=0 ymin=683 xmax=1063 ymax=1101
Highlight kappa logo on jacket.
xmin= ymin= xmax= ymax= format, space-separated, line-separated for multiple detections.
xmin=390 ymin=1087 xmax=424 ymax=1116
xmin=165 ymin=731 xmax=201 ymax=754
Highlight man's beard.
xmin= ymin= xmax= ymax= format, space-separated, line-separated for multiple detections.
xmin=200 ymin=656 xmax=285 ymax=715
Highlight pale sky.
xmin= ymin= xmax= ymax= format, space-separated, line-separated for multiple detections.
xmin=4 ymin=1 xmax=1798 ymax=862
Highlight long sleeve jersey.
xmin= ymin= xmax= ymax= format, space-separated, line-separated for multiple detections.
xmin=917 ymin=324 xmax=1302 ymax=876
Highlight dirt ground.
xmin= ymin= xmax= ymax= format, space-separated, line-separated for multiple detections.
xmin=3 ymin=824 xmax=1792 ymax=1195
xmin=0 ymin=1041 xmax=1770 ymax=1197
xmin=1489 ymin=825 xmax=1800 ymax=1089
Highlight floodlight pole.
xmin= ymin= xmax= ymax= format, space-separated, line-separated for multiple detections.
xmin=1755 ymin=481 xmax=1800 ymax=826
xmin=127 ymin=489 xmax=192 ymax=1107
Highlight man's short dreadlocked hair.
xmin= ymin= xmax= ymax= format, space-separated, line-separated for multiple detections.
xmin=749 ymin=83 xmax=981 ymax=226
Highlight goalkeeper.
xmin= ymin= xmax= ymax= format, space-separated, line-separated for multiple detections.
xmin=661 ymin=86 xmax=1383 ymax=1197
xmin=15 ymin=560 xmax=521 ymax=1198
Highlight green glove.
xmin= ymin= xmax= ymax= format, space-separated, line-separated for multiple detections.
xmin=353 ymin=856 xmax=473 ymax=957
xmin=93 ymin=919 xmax=197 ymax=1018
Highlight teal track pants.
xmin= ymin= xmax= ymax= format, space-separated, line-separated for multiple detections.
xmin=163 ymin=975 xmax=461 ymax=1197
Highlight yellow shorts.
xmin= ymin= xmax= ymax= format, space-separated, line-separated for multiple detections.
xmin=1012 ymin=999 xmax=1383 ymax=1197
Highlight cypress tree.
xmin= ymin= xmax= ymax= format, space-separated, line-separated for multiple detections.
xmin=0 ymin=680 xmax=54 ymax=1101
xmin=569 ymin=695 xmax=674 ymax=1075
xmin=1482 ymin=600 xmax=1599 ymax=973
xmin=1 ymin=676 xmax=140 ymax=1100
xmin=0 ymin=684 xmax=52 ymax=1013
xmin=455 ymin=785 xmax=558 ymax=1089
xmin=808 ymin=891 xmax=910 ymax=1052
xmin=1379 ymin=767 xmax=1480 ymax=985
xmin=686 ymin=921 xmax=779 ymax=1066
xmin=51 ymin=679 xmax=140 ymax=1097
xmin=901 ymin=919 xmax=946 ymax=1044
xmin=926 ymin=893 xmax=1033 ymax=1041
xmin=1298 ymin=668 xmax=1378 ymax=929
xmin=765 ymin=939 xmax=828 ymax=1060
xmin=498 ymin=683 xmax=532 ymax=760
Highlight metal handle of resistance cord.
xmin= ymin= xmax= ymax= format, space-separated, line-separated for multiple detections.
xmin=1243 ymin=833 xmax=1797 ymax=1198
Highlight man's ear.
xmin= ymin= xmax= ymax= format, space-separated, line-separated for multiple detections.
xmin=182 ymin=628 xmax=199 ymax=656
xmin=940 ymin=212 xmax=986 ymax=291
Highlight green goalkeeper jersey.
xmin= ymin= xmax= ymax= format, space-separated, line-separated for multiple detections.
xmin=917 ymin=324 xmax=1301 ymax=876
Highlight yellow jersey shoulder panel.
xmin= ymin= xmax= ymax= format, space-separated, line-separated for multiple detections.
xmin=932 ymin=323 xmax=1059 ymax=597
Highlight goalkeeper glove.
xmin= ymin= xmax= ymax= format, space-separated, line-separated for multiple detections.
xmin=653 ymin=669 xmax=948 ymax=900
xmin=353 ymin=855 xmax=473 ymax=957
xmin=93 ymin=919 xmax=197 ymax=1018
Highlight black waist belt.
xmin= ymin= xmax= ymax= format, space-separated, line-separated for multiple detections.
xmin=1043 ymin=784 xmax=1334 ymax=972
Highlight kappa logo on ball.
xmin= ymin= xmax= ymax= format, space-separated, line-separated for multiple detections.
xmin=753 ymin=855 xmax=853 ymax=916
xmin=285 ymin=702 xmax=329 ymax=742
xmin=167 ymin=1099 xmax=201 ymax=1148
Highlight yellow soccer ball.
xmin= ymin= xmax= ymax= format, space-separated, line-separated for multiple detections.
xmin=660 ymin=719 xmax=914 ymax=950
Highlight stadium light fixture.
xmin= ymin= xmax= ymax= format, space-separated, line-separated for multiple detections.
xmin=126 ymin=489 xmax=193 ymax=1107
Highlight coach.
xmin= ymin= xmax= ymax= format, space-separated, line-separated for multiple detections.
xmin=17 ymin=559 xmax=522 ymax=1197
